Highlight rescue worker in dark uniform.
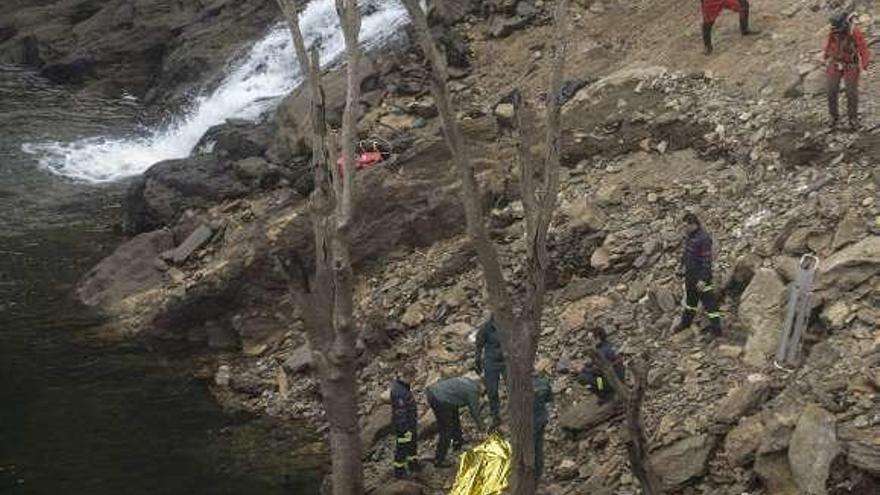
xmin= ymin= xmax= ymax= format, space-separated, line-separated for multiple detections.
xmin=578 ymin=327 xmax=625 ymax=403
xmin=675 ymin=213 xmax=722 ymax=339
xmin=700 ymin=0 xmax=757 ymax=55
xmin=390 ymin=366 xmax=418 ymax=478
xmin=426 ymin=374 xmax=484 ymax=467
xmin=533 ymin=373 xmax=553 ymax=480
xmin=824 ymin=12 xmax=871 ymax=130
xmin=474 ymin=316 xmax=506 ymax=428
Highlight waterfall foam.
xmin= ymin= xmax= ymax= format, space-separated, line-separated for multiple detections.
xmin=23 ymin=0 xmax=407 ymax=183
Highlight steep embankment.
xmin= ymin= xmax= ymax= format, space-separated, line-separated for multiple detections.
xmin=74 ymin=0 xmax=880 ymax=494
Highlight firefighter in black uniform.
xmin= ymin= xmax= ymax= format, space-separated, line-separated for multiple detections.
xmin=675 ymin=213 xmax=722 ymax=340
xmin=390 ymin=366 xmax=419 ymax=478
xmin=578 ymin=327 xmax=625 ymax=403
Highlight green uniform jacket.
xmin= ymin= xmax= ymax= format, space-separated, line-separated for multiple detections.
xmin=428 ymin=377 xmax=484 ymax=430
xmin=533 ymin=376 xmax=553 ymax=427
xmin=475 ymin=318 xmax=505 ymax=370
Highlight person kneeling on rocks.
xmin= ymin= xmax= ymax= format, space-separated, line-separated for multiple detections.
xmin=578 ymin=327 xmax=625 ymax=404
xmin=426 ymin=373 xmax=485 ymax=467
xmin=391 ymin=365 xmax=419 ymax=479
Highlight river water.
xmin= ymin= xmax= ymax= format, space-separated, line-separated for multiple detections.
xmin=0 ymin=67 xmax=325 ymax=495
xmin=0 ymin=2 xmax=411 ymax=492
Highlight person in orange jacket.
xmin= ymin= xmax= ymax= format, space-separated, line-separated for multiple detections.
xmin=700 ymin=0 xmax=758 ymax=55
xmin=825 ymin=12 xmax=871 ymax=130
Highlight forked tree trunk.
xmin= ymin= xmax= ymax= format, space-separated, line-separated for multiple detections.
xmin=275 ymin=1 xmax=364 ymax=494
xmin=399 ymin=1 xmax=569 ymax=493
xmin=590 ymin=351 xmax=663 ymax=495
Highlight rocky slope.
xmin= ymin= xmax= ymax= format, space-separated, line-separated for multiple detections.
xmin=73 ymin=0 xmax=880 ymax=494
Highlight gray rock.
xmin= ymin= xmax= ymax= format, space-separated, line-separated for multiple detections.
xmin=713 ymin=377 xmax=770 ymax=426
xmin=740 ymin=269 xmax=788 ymax=367
xmin=515 ymin=0 xmax=538 ymax=18
xmin=360 ymin=404 xmax=393 ymax=447
xmin=78 ymin=229 xmax=175 ymax=308
xmin=284 ymin=345 xmax=313 ymax=374
xmin=789 ymin=404 xmax=839 ymax=495
xmin=725 ymin=414 xmax=766 ymax=466
xmin=559 ymin=396 xmax=617 ymax=431
xmin=487 ymin=15 xmax=531 ymax=38
xmin=169 ymin=224 xmax=213 ymax=265
xmin=755 ymin=450 xmax=800 ymax=495
xmin=125 ymin=155 xmax=252 ymax=233
xmin=560 ymin=200 xmax=607 ymax=231
xmin=816 ymin=236 xmax=880 ymax=294
xmin=832 ymin=211 xmax=866 ymax=251
xmin=649 ymin=285 xmax=677 ymax=313
xmin=803 ymin=69 xmax=827 ymax=96
xmin=233 ymin=156 xmax=271 ymax=181
xmin=847 ymin=441 xmax=880 ymax=476
xmin=651 ymin=434 xmax=715 ymax=490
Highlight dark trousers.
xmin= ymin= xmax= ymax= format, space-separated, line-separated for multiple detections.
xmin=393 ymin=427 xmax=418 ymax=477
xmin=534 ymin=421 xmax=547 ymax=480
xmin=582 ymin=369 xmax=616 ymax=402
xmin=702 ymin=0 xmax=750 ymax=52
xmin=681 ymin=275 xmax=721 ymax=333
xmin=483 ymin=362 xmax=506 ymax=423
xmin=827 ymin=73 xmax=859 ymax=124
xmin=428 ymin=392 xmax=463 ymax=463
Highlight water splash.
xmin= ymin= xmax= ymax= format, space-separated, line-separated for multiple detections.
xmin=23 ymin=0 xmax=408 ymax=183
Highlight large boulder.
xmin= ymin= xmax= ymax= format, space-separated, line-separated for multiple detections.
xmin=789 ymin=405 xmax=839 ymax=495
xmin=125 ymin=155 xmax=252 ymax=233
xmin=740 ymin=269 xmax=788 ymax=367
xmin=651 ymin=434 xmax=716 ymax=490
xmin=724 ymin=414 xmax=766 ymax=466
xmin=848 ymin=441 xmax=880 ymax=477
xmin=756 ymin=450 xmax=800 ymax=495
xmin=712 ymin=376 xmax=770 ymax=426
xmin=283 ymin=345 xmax=313 ymax=374
xmin=559 ymin=200 xmax=607 ymax=232
xmin=559 ymin=396 xmax=617 ymax=431
xmin=198 ymin=120 xmax=273 ymax=161
xmin=360 ymin=404 xmax=393 ymax=448
xmin=815 ymin=236 xmax=880 ymax=295
xmin=558 ymin=296 xmax=614 ymax=333
xmin=78 ymin=229 xmax=175 ymax=309
xmin=428 ymin=0 xmax=480 ymax=25
xmin=832 ymin=211 xmax=866 ymax=251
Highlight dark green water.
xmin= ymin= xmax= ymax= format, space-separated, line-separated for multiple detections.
xmin=0 ymin=66 xmax=324 ymax=494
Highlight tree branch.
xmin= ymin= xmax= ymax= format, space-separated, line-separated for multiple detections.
xmin=588 ymin=350 xmax=663 ymax=495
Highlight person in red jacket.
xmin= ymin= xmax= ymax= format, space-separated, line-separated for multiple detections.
xmin=700 ymin=0 xmax=758 ymax=55
xmin=825 ymin=12 xmax=871 ymax=130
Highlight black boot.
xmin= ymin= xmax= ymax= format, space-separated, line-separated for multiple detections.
xmin=702 ymin=22 xmax=714 ymax=55
xmin=739 ymin=0 xmax=757 ymax=35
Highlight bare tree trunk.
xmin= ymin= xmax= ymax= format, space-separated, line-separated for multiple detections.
xmin=400 ymin=1 xmax=569 ymax=493
xmin=275 ymin=1 xmax=364 ymax=494
xmin=590 ymin=351 xmax=663 ymax=495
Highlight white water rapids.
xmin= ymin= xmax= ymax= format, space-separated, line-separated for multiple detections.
xmin=22 ymin=0 xmax=408 ymax=183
